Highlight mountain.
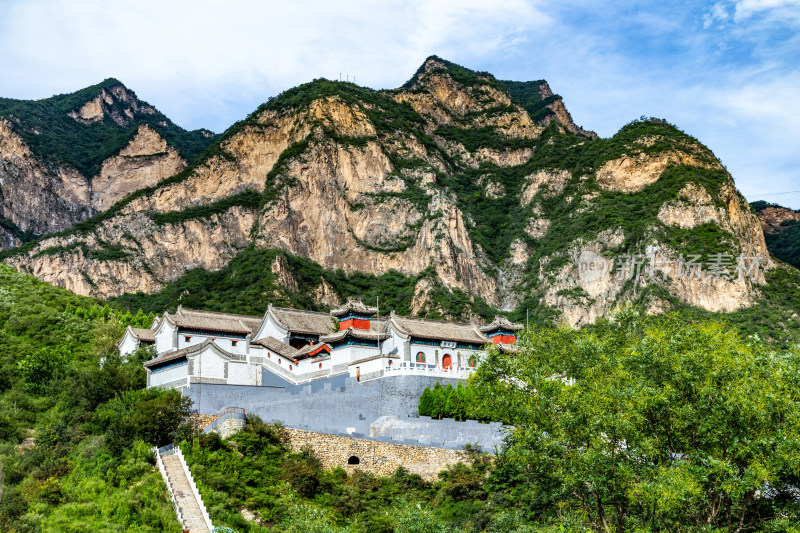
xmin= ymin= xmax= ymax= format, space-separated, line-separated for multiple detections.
xmin=752 ymin=200 xmax=800 ymax=269
xmin=4 ymin=56 xmax=799 ymax=344
xmin=0 ymin=78 xmax=218 ymax=247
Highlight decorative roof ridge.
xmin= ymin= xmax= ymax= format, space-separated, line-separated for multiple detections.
xmin=321 ymin=326 xmax=389 ymax=342
xmin=330 ymin=298 xmax=379 ymax=317
xmin=479 ymin=315 xmax=524 ymax=332
xmin=392 ymin=313 xmax=481 ymax=328
xmin=178 ymin=307 xmax=262 ymax=321
xmin=127 ymin=325 xmax=156 ymax=339
xmin=271 ymin=305 xmax=333 ymax=317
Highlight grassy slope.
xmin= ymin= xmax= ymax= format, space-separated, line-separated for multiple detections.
xmin=0 ymin=265 xmax=180 ymax=532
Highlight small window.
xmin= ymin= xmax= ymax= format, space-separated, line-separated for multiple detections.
xmin=289 ymin=364 xmax=293 ymax=371
xmin=468 ymin=356 xmax=477 ymax=368
xmin=388 ymin=359 xmax=393 ymax=366
xmin=185 ymin=336 xmax=191 ymax=342
xmin=278 ymin=359 xmax=281 ymax=365
xmin=319 ymin=362 xmax=322 ymax=369
xmin=267 ymin=352 xmax=271 ymax=359
xmin=231 ymin=340 xmax=238 ymax=347
xmin=416 ymin=352 xmax=426 ymax=364
xmin=348 ymin=456 xmax=360 ymax=465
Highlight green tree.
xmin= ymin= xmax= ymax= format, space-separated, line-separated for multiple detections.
xmin=442 ymin=384 xmax=455 ymax=418
xmin=419 ymin=387 xmax=433 ymax=416
xmin=431 ymin=382 xmax=445 ymax=419
xmin=475 ymin=311 xmax=800 ymax=532
xmin=98 ymin=388 xmax=192 ymax=454
xmin=17 ymin=345 xmax=70 ymax=392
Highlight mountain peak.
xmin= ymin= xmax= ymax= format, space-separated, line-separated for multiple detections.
xmin=402 ymin=55 xmax=490 ymax=89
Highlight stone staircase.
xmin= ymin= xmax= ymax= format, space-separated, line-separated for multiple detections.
xmin=155 ymin=446 xmax=213 ymax=533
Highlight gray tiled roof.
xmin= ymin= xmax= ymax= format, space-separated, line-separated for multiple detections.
xmin=269 ymin=305 xmax=336 ymax=336
xmin=479 ymin=316 xmax=524 ymax=333
xmin=143 ymin=339 xmax=245 ymax=369
xmin=251 ymin=336 xmax=299 ymax=358
xmin=495 ymin=343 xmax=520 ymax=354
xmin=330 ymin=298 xmax=378 ymax=317
xmin=390 ymin=313 xmax=488 ymax=344
xmin=169 ymin=306 xmax=262 ymax=334
xmin=143 ymin=346 xmax=191 ymax=368
xmin=321 ymin=327 xmax=390 ymax=343
xmin=129 ymin=327 xmax=155 ymax=342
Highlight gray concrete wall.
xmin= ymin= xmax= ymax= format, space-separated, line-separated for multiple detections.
xmin=369 ymin=416 xmax=505 ymax=453
xmin=183 ymin=374 xmax=505 ymax=450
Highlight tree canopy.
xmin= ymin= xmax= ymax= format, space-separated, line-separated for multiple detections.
xmin=474 ymin=311 xmax=800 ymax=532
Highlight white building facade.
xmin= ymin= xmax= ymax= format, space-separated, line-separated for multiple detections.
xmin=127 ymin=301 xmax=522 ymax=390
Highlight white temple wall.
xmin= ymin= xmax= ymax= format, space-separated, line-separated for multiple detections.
xmin=118 ymin=333 xmax=139 ymax=357
xmin=226 ymin=360 xmax=260 ymax=386
xmin=155 ymin=322 xmax=176 ymax=353
xmin=148 ymin=362 xmax=188 ymax=389
xmin=253 ymin=314 xmax=289 ymax=343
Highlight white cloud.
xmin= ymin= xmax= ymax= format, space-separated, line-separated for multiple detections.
xmin=734 ymin=0 xmax=800 ymax=22
xmin=0 ymin=0 xmax=797 ymax=208
xmin=0 ymin=0 xmax=546 ymax=130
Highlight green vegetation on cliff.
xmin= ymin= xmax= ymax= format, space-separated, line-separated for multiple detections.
xmin=0 ymin=78 xmax=217 ymax=178
xmin=498 ymin=79 xmax=560 ymax=122
xmin=113 ymin=246 xmax=495 ymax=322
xmin=751 ymin=201 xmax=800 ymax=269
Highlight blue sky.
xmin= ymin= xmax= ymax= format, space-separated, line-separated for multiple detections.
xmin=0 ymin=0 xmax=798 ymax=207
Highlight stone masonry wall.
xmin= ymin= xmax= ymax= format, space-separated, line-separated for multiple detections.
xmin=284 ymin=428 xmax=468 ymax=482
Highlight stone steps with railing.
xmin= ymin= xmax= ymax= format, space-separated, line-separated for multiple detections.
xmin=154 ymin=444 xmax=214 ymax=533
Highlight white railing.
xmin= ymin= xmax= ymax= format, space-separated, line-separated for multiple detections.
xmin=174 ymin=446 xmax=214 ymax=532
xmin=153 ymin=446 xmax=184 ymax=527
xmin=384 ymin=361 xmax=475 ymax=379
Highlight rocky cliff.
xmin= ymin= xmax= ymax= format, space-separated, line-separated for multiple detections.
xmin=4 ymin=57 xmax=787 ymax=330
xmin=756 ymin=204 xmax=800 ymax=234
xmin=0 ymin=79 xmax=217 ymax=245
xmin=752 ymin=201 xmax=800 ymax=270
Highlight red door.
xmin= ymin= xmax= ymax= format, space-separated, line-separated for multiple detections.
xmin=442 ymin=354 xmax=452 ymax=370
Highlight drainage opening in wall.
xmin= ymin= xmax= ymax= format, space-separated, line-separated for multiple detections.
xmin=348 ymin=456 xmax=360 ymax=465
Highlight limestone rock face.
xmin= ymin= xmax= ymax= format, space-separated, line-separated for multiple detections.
xmin=91 ymin=125 xmax=186 ymax=211
xmin=597 ymin=151 xmax=721 ymax=192
xmin=0 ymin=119 xmax=91 ymax=234
xmin=658 ymin=183 xmax=723 ymax=228
xmin=0 ymin=79 xmax=216 ymax=249
xmin=759 ymin=205 xmax=800 ymax=234
xmin=0 ymin=120 xmax=190 ymax=246
xmin=68 ymin=86 xmax=157 ymax=126
xmin=10 ymin=206 xmax=255 ymax=298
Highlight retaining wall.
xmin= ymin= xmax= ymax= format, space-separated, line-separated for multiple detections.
xmin=284 ymin=428 xmax=468 ymax=482
xmin=183 ymin=374 xmax=507 ymax=451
